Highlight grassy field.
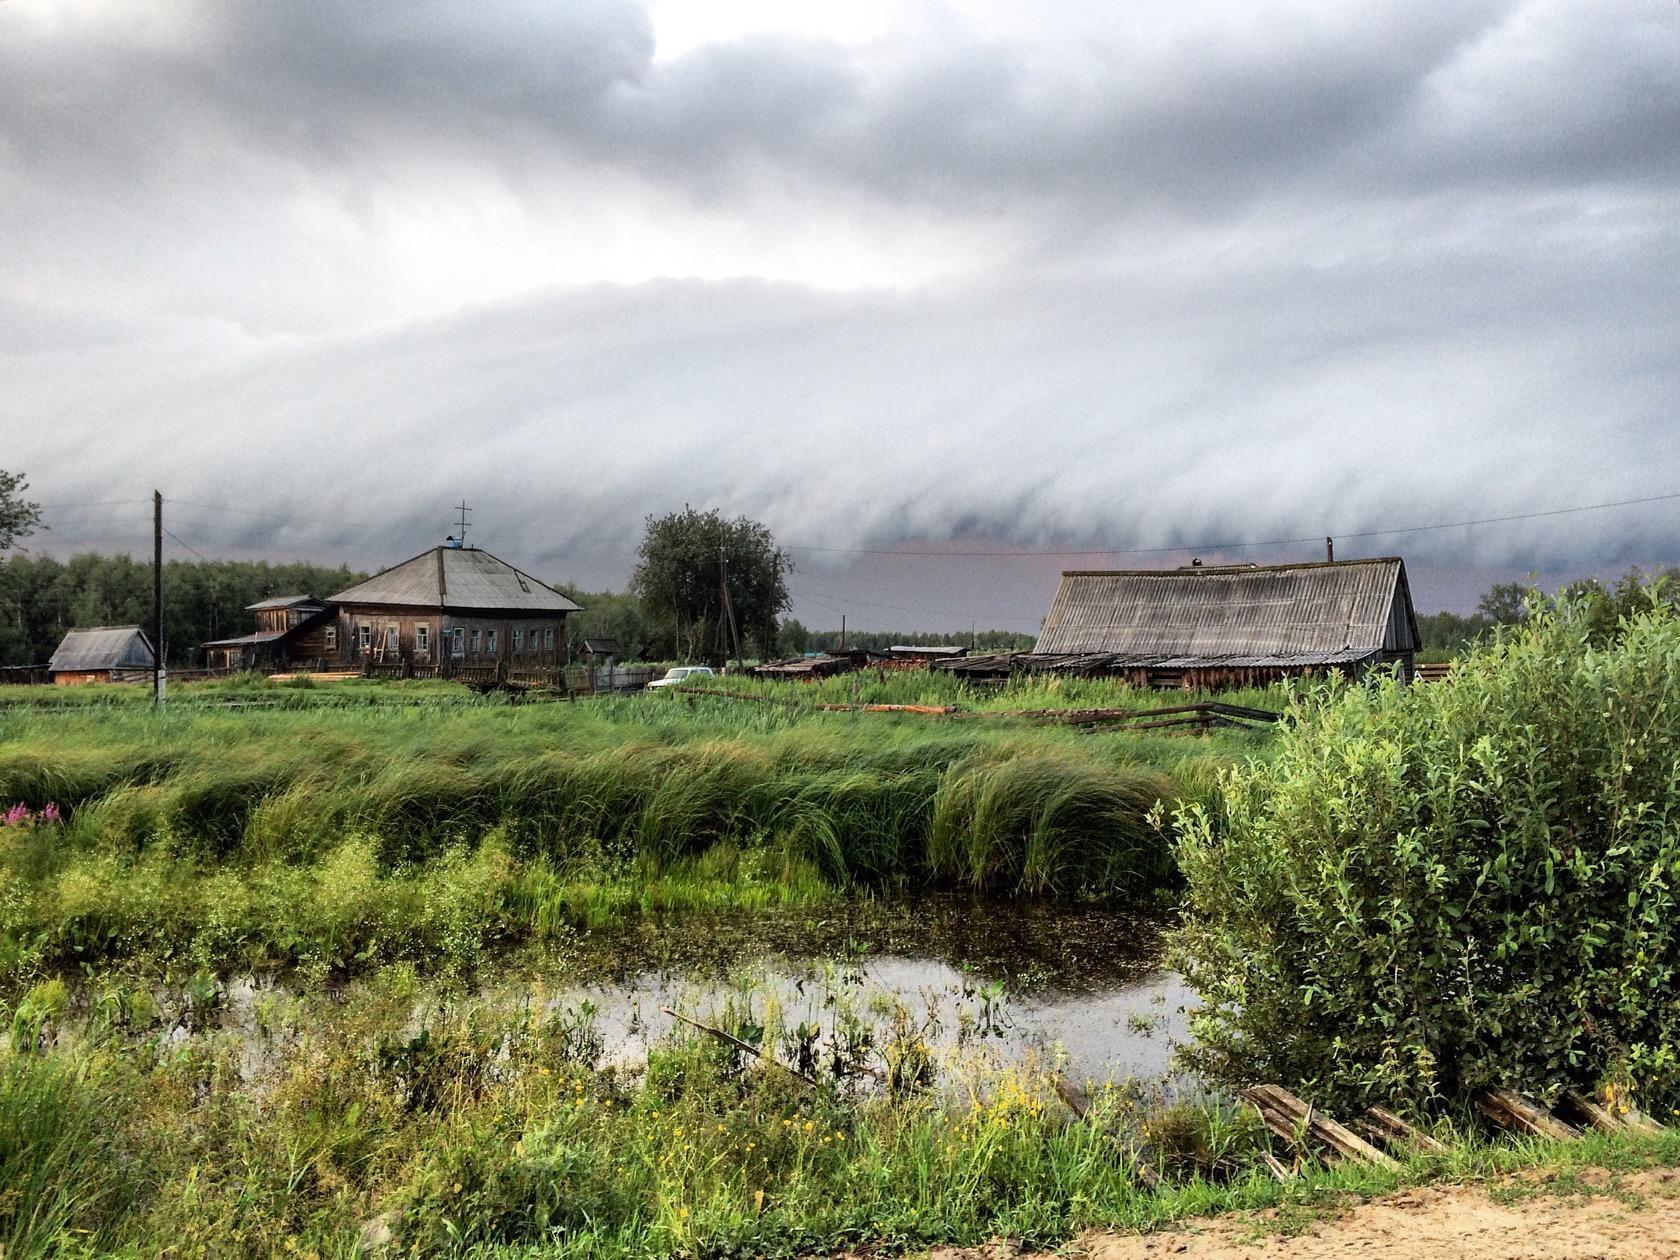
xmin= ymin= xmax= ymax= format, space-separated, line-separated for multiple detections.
xmin=0 ymin=676 xmax=1275 ymax=982
xmin=4 ymin=968 xmax=1677 ymax=1259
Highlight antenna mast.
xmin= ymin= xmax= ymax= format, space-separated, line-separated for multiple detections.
xmin=454 ymin=500 xmax=472 ymax=546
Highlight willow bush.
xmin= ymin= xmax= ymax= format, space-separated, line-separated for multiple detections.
xmin=1174 ymin=598 xmax=1680 ymax=1114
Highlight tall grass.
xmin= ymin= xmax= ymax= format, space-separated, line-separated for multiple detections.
xmin=0 ymin=690 xmax=1265 ymax=976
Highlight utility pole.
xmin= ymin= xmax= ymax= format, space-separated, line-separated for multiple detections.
xmin=1325 ymin=536 xmax=1335 ymax=563
xmin=840 ymin=614 xmax=846 ymax=650
xmin=718 ymin=541 xmax=744 ymax=672
xmin=153 ymin=490 xmax=164 ymax=705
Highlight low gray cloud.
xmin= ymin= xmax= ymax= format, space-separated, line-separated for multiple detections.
xmin=5 ymin=1 xmax=1678 ymax=622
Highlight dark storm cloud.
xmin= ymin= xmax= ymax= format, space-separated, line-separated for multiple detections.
xmin=4 ymin=1 xmax=1679 ymax=622
xmin=5 ymin=2 xmax=1676 ymax=222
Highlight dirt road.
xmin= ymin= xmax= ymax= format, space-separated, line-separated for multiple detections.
xmin=928 ymin=1167 xmax=1680 ymax=1260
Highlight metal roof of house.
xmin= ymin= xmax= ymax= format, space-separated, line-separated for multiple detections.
xmin=202 ymin=631 xmax=288 ymax=648
xmin=328 ymin=547 xmax=582 ymax=614
xmin=245 ymin=595 xmax=325 ymax=612
xmin=47 ymin=626 xmax=156 ymax=673
xmin=1034 ymin=558 xmax=1415 ymax=664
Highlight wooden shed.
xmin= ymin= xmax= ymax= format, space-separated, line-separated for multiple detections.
xmin=1031 ymin=557 xmax=1420 ymax=688
xmin=202 ymin=596 xmax=335 ymax=671
xmin=47 ymin=625 xmax=157 ymax=685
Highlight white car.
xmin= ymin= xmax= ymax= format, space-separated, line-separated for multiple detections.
xmin=646 ymin=665 xmax=715 ymax=689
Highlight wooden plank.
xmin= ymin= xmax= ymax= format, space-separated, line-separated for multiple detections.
xmin=1473 ymin=1090 xmax=1580 ymax=1141
xmin=1239 ymin=1085 xmax=1400 ymax=1168
xmin=1361 ymin=1105 xmax=1450 ymax=1155
xmin=1559 ymin=1092 xmax=1666 ymax=1136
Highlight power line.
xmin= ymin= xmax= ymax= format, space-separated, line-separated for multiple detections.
xmin=163 ymin=528 xmax=210 ymax=562
xmin=782 ymin=489 xmax=1680 ymax=558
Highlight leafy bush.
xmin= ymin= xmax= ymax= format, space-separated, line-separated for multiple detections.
xmin=1173 ymin=598 xmax=1680 ymax=1114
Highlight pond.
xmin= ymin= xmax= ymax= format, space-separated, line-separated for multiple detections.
xmin=197 ymin=897 xmax=1192 ymax=1088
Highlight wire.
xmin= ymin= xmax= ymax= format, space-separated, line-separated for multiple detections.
xmin=781 ymin=489 xmax=1680 ymax=558
xmin=163 ymin=528 xmax=210 ymax=562
xmin=789 ymin=585 xmax=1042 ymax=627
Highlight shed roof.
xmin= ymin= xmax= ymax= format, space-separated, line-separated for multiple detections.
xmin=246 ymin=595 xmax=325 ymax=612
xmin=48 ymin=626 xmax=156 ymax=673
xmin=328 ymin=547 xmax=582 ymax=614
xmin=582 ymin=637 xmax=621 ymax=654
xmin=1034 ymin=558 xmax=1416 ymax=664
xmin=202 ymin=631 xmax=287 ymax=648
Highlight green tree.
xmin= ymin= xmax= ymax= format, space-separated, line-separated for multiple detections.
xmin=630 ymin=507 xmax=791 ymax=665
xmin=1476 ymin=581 xmax=1530 ymax=625
xmin=0 ymin=470 xmax=43 ymax=552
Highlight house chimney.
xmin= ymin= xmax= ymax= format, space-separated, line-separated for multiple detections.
xmin=1325 ymin=536 xmax=1334 ymax=563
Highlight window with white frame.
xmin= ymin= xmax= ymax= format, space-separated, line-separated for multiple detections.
xmin=470 ymin=629 xmax=482 ymax=654
xmin=544 ymin=628 xmax=555 ymax=652
xmin=386 ymin=623 xmax=399 ymax=650
xmin=415 ymin=624 xmax=429 ymax=655
xmin=512 ymin=628 xmax=523 ymax=654
xmin=486 ymin=629 xmax=498 ymax=654
xmin=452 ymin=627 xmax=464 ymax=656
xmin=358 ymin=624 xmax=371 ymax=650
xmin=324 ymin=626 xmax=338 ymax=651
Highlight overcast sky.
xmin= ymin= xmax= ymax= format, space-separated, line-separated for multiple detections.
xmin=5 ymin=0 xmax=1678 ymax=626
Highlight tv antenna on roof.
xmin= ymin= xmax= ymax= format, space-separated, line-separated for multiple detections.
xmin=453 ymin=500 xmax=472 ymax=547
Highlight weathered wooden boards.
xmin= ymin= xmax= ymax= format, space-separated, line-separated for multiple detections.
xmin=1560 ymin=1091 xmax=1667 ymax=1135
xmin=1473 ymin=1089 xmax=1581 ymax=1141
xmin=1240 ymin=1085 xmax=1401 ymax=1168
xmin=1358 ymin=1104 xmax=1451 ymax=1155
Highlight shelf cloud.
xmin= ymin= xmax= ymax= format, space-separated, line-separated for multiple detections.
xmin=6 ymin=0 xmax=1678 ymax=620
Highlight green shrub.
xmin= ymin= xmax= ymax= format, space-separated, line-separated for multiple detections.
xmin=1173 ymin=598 xmax=1680 ymax=1114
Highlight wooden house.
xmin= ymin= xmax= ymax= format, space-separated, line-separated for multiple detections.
xmin=1014 ymin=557 xmax=1419 ymax=688
xmin=202 ymin=596 xmax=335 ymax=671
xmin=48 ymin=625 xmax=156 ymax=685
xmin=325 ymin=544 xmax=581 ymax=669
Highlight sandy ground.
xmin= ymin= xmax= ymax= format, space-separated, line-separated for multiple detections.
xmin=924 ymin=1166 xmax=1680 ymax=1260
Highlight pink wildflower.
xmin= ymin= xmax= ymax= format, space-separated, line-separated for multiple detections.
xmin=41 ymin=803 xmax=62 ymax=824
xmin=3 ymin=803 xmax=30 ymax=827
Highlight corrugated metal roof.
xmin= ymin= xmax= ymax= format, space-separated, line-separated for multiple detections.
xmin=48 ymin=626 xmax=156 ymax=673
xmin=328 ymin=547 xmax=582 ymax=614
xmin=245 ymin=595 xmax=324 ymax=611
xmin=1035 ymin=558 xmax=1411 ymax=663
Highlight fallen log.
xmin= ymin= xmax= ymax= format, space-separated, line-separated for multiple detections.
xmin=1473 ymin=1089 xmax=1580 ymax=1141
xmin=1239 ymin=1085 xmax=1400 ymax=1168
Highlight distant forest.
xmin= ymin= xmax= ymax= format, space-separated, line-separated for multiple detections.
xmin=1 ymin=553 xmax=1674 ymax=668
xmin=0 ymin=554 xmax=366 ymax=667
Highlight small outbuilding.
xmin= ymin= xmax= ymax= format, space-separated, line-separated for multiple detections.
xmin=1030 ymin=557 xmax=1420 ymax=687
xmin=48 ymin=625 xmax=157 ymax=685
xmin=202 ymin=596 xmax=336 ymax=671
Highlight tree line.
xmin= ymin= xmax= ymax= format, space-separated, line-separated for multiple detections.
xmin=0 ymin=553 xmax=369 ymax=667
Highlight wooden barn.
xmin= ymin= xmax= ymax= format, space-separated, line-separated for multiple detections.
xmin=202 ymin=596 xmax=336 ymax=671
xmin=1022 ymin=557 xmax=1420 ymax=688
xmin=325 ymin=543 xmax=581 ymax=669
xmin=48 ymin=625 xmax=156 ymax=685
